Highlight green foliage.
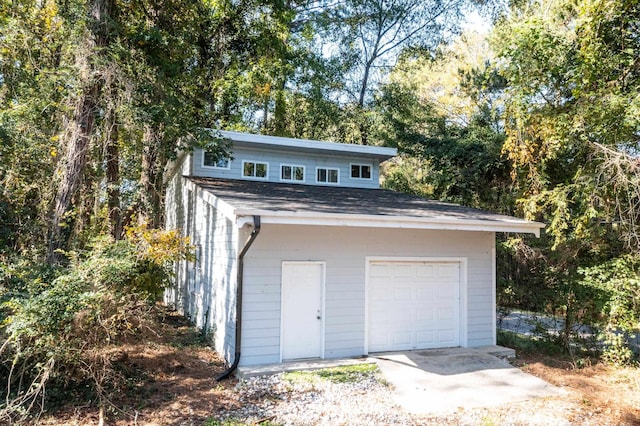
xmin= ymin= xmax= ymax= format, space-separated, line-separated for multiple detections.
xmin=490 ymin=0 xmax=640 ymax=362
xmin=0 ymin=228 xmax=193 ymax=422
xmin=493 ymin=0 xmax=640 ymax=249
xmin=598 ymin=330 xmax=637 ymax=367
xmin=496 ymin=233 xmax=621 ymax=356
xmin=497 ymin=330 xmax=565 ymax=356
xmin=378 ymin=60 xmax=514 ymax=213
xmin=579 ymin=255 xmax=640 ymax=333
xmin=578 ymin=255 xmax=640 ymax=365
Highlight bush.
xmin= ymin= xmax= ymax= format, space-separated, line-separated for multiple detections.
xmin=579 ymin=254 xmax=640 ymax=366
xmin=0 ymin=226 xmax=193 ymax=422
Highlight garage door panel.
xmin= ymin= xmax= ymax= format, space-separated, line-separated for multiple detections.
xmin=416 ymin=330 xmax=435 ymax=346
xmin=392 ymin=331 xmax=412 ymax=346
xmin=416 ymin=308 xmax=435 ymax=321
xmin=438 ymin=285 xmax=456 ymax=298
xmin=370 ymin=286 xmax=390 ymax=300
xmin=369 ymin=260 xmax=461 ymax=352
xmin=438 ymin=307 xmax=455 ymax=321
xmin=370 ymin=264 xmax=391 ymax=278
xmin=394 ymin=287 xmax=412 ymax=300
xmin=438 ymin=264 xmax=459 ymax=278
xmin=438 ymin=330 xmax=456 ymax=345
xmin=394 ymin=310 xmax=411 ymax=322
xmin=416 ymin=264 xmax=435 ymax=277
xmin=392 ymin=264 xmax=413 ymax=278
xmin=416 ymin=287 xmax=433 ymax=300
xmin=369 ymin=332 xmax=389 ymax=348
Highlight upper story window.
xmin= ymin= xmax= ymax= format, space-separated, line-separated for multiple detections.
xmin=203 ymin=151 xmax=230 ymax=169
xmin=242 ymin=160 xmax=268 ymax=179
xmin=350 ymin=163 xmax=371 ymax=179
xmin=281 ymin=164 xmax=305 ymax=182
xmin=316 ymin=167 xmax=339 ymax=184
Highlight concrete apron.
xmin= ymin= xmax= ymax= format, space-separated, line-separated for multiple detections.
xmin=371 ymin=346 xmax=565 ymax=415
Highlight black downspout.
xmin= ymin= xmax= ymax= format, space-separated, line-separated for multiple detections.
xmin=216 ymin=215 xmax=261 ymax=381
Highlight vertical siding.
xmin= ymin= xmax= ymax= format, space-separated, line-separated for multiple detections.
xmin=191 ymin=186 xmax=239 ymax=362
xmin=164 ymin=156 xmax=190 ymax=312
xmin=164 ymin=162 xmax=239 ymax=363
xmin=192 ymin=146 xmax=381 ymax=189
xmin=240 ymin=225 xmax=495 ymax=366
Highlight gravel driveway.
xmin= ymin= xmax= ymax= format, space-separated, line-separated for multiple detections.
xmin=211 ymin=361 xmax=575 ymax=426
xmin=215 ymin=370 xmax=416 ymax=425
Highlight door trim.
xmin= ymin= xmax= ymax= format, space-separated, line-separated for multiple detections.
xmin=364 ymin=256 xmax=468 ymax=354
xmin=280 ymin=261 xmax=326 ymax=362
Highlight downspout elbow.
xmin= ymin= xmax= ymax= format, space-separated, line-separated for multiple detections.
xmin=216 ymin=215 xmax=261 ymax=381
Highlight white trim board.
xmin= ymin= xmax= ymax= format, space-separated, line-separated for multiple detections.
xmin=235 ymin=211 xmax=544 ymax=236
xmin=216 ymin=129 xmax=397 ymax=160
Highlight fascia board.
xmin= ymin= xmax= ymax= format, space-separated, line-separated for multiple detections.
xmin=233 ymin=209 xmax=544 ymax=236
xmin=216 ymin=130 xmax=397 ymax=160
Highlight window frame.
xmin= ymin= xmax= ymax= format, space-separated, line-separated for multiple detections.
xmin=242 ymin=160 xmax=269 ymax=180
xmin=202 ymin=150 xmax=231 ymax=169
xmin=350 ymin=163 xmax=373 ymax=180
xmin=315 ymin=166 xmax=340 ymax=185
xmin=280 ymin=164 xmax=306 ymax=183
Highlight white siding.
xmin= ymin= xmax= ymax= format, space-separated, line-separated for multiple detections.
xmin=164 ymin=166 xmax=239 ymax=362
xmin=164 ymin=155 xmax=191 ymax=312
xmin=192 ymin=146 xmax=382 ymax=189
xmin=240 ymin=225 xmax=495 ymax=366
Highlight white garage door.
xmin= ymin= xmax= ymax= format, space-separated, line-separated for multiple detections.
xmin=368 ymin=260 xmax=461 ymax=352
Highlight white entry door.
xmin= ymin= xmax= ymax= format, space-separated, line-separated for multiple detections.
xmin=281 ymin=262 xmax=324 ymax=360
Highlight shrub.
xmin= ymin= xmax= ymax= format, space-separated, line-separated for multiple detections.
xmin=0 ymin=227 xmax=193 ymax=422
xmin=579 ymin=255 xmax=640 ymax=366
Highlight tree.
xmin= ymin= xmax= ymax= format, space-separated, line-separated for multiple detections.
xmin=46 ymin=0 xmax=115 ymax=263
xmin=316 ymin=0 xmax=472 ymax=144
xmin=491 ymin=0 xmax=640 ymax=356
xmin=377 ymin=31 xmax=513 ymax=212
xmin=1 ymin=0 xmax=302 ymax=260
xmin=493 ymin=0 xmax=640 ymax=250
xmin=329 ymin=0 xmax=468 ymax=108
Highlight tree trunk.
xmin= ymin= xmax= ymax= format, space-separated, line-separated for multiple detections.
xmin=105 ymin=118 xmax=122 ymax=239
xmin=357 ymin=58 xmax=375 ymax=146
xmin=139 ymin=125 xmax=164 ymax=228
xmin=46 ymin=0 xmax=115 ymax=263
xmin=47 ymin=83 xmax=100 ymax=263
xmin=273 ymin=87 xmax=287 ymax=136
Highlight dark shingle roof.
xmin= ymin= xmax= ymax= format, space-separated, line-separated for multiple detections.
xmin=188 ymin=177 xmax=538 ymax=228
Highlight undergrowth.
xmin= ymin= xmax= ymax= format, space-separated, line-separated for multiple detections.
xmin=0 ymin=223 xmax=193 ymax=423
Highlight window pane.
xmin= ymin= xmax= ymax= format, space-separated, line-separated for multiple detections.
xmin=328 ymin=169 xmax=338 ymax=183
xmin=317 ymin=168 xmax=327 ymax=182
xmin=216 ymin=157 xmax=229 ymax=168
xmin=362 ymin=165 xmax=371 ymax=179
xmin=282 ymin=165 xmax=292 ymax=180
xmin=256 ymin=163 xmax=267 ymax=177
xmin=351 ymin=164 xmax=359 ymax=178
xmin=204 ymin=151 xmax=214 ymax=166
xmin=243 ymin=162 xmax=254 ymax=177
xmin=294 ymin=166 xmax=304 ymax=181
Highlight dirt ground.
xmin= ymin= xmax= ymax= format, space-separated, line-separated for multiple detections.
xmin=511 ymin=355 xmax=640 ymax=425
xmin=37 ymin=309 xmax=640 ymax=426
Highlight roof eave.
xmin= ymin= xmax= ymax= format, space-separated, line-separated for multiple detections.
xmin=235 ymin=210 xmax=544 ymax=236
xmin=215 ymin=129 xmax=397 ymax=160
